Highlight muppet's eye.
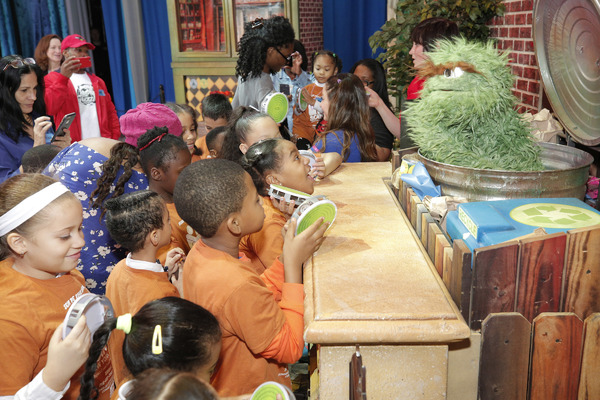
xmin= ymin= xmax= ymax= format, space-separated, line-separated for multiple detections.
xmin=443 ymin=67 xmax=465 ymax=79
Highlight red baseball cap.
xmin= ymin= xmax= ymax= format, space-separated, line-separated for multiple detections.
xmin=61 ymin=34 xmax=96 ymax=52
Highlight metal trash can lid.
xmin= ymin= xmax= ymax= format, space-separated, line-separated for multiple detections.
xmin=533 ymin=0 xmax=600 ymax=146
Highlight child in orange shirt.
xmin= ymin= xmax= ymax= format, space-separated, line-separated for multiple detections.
xmin=0 ymin=174 xmax=112 ymax=399
xmin=173 ymin=159 xmax=328 ymax=397
xmin=293 ymin=50 xmax=341 ymax=146
xmin=136 ymin=127 xmax=200 ymax=262
xmin=104 ymin=189 xmax=185 ymax=385
xmin=193 ymin=93 xmax=232 ymax=162
xmin=239 ymin=138 xmax=317 ymax=273
xmin=78 ymin=297 xmax=221 ymax=399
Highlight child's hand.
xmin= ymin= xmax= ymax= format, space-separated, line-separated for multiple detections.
xmin=270 ymin=196 xmax=296 ymax=219
xmin=165 ymin=247 xmax=185 ymax=279
xmin=281 ymin=218 xmax=328 ymax=283
xmin=301 ymin=88 xmax=316 ymax=106
xmin=43 ymin=316 xmax=91 ymax=392
xmin=311 ymin=153 xmax=326 ymax=180
xmin=290 ymin=51 xmax=302 ymax=76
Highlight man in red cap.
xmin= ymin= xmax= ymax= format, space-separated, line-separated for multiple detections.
xmin=44 ymin=34 xmax=120 ymax=142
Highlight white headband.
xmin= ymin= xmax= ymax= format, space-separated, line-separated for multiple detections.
xmin=0 ymin=182 xmax=70 ymax=237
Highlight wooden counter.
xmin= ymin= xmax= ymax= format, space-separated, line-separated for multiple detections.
xmin=304 ymin=162 xmax=469 ymax=399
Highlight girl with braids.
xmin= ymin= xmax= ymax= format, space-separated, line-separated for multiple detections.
xmin=311 ymin=73 xmax=378 ymax=177
xmin=43 ymin=105 xmax=184 ymax=294
xmin=78 ymin=297 xmax=222 ymax=400
xmin=231 ymin=16 xmax=302 ymax=109
xmin=219 ymin=106 xmax=282 ymax=163
xmin=0 ymin=174 xmax=112 ymax=399
xmin=239 ymin=138 xmax=315 ymax=273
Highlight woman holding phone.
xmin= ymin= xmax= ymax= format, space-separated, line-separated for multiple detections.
xmin=0 ymin=55 xmax=71 ymax=183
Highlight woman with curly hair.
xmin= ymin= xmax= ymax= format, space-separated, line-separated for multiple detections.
xmin=231 ymin=16 xmax=301 ymax=109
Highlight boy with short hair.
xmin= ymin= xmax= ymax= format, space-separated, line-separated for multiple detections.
xmin=193 ymin=93 xmax=232 ymax=161
xmin=205 ymin=126 xmax=227 ymax=159
xmin=174 ymin=159 xmax=327 ymax=397
xmin=104 ymin=190 xmax=184 ymax=385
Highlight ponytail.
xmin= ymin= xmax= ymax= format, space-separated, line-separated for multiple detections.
xmin=89 ymin=142 xmax=141 ymax=212
xmin=78 ymin=318 xmax=118 ymax=400
xmin=239 ymin=138 xmax=283 ymax=196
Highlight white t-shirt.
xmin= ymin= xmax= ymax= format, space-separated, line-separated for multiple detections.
xmin=70 ymin=72 xmax=101 ymax=139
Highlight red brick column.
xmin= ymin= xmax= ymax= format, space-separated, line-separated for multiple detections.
xmin=488 ymin=0 xmax=540 ymax=113
xmin=298 ymin=0 xmax=323 ymax=70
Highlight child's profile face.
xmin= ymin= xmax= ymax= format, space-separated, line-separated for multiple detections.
xmin=268 ymin=140 xmax=314 ymax=195
xmin=159 ymin=148 xmax=192 ymax=196
xmin=239 ymin=116 xmax=281 ymax=154
xmin=208 ymin=133 xmax=226 ymax=159
xmin=16 ymin=197 xmax=85 ymax=279
xmin=156 ymin=206 xmax=173 ymax=249
xmin=239 ymin=173 xmax=266 ymax=235
xmin=313 ymin=55 xmax=338 ymax=84
xmin=196 ymin=340 xmax=221 ymax=382
xmin=178 ymin=112 xmax=198 ymax=154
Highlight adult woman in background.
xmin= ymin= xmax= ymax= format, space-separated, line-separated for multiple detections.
xmin=0 ymin=55 xmax=70 ymax=183
xmin=34 ymin=34 xmax=62 ymax=74
xmin=351 ymin=58 xmax=395 ymax=161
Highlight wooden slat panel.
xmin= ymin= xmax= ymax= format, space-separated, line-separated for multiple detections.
xmin=479 ymin=313 xmax=531 ymax=400
xmin=470 ymin=243 xmax=519 ymax=331
xmin=450 ymin=239 xmax=472 ymax=322
xmin=427 ymin=223 xmax=442 ymax=269
xmin=416 ymin=204 xmax=428 ymax=242
xmin=442 ymin=246 xmax=453 ymax=292
xmin=410 ymin=194 xmax=420 ymax=230
xmin=435 ymin=232 xmax=451 ymax=279
xmin=530 ymin=313 xmax=583 ymax=400
xmin=516 ymin=233 xmax=567 ymax=322
xmin=578 ymin=313 xmax=600 ymax=399
xmin=563 ymin=226 xmax=600 ymax=320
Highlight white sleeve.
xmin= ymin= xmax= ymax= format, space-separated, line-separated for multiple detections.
xmin=313 ymin=100 xmax=323 ymax=114
xmin=0 ymin=369 xmax=70 ymax=400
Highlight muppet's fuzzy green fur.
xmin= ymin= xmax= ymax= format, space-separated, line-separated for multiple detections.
xmin=404 ymin=38 xmax=543 ymax=171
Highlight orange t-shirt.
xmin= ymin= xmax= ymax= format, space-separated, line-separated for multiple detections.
xmin=183 ymin=240 xmax=304 ymax=397
xmin=293 ymin=83 xmax=325 ymax=142
xmin=157 ymin=202 xmax=202 ymax=264
xmin=191 ymin=135 xmax=210 ymax=163
xmin=0 ymin=259 xmax=113 ymax=399
xmin=240 ymin=196 xmax=287 ymax=274
xmin=105 ymin=257 xmax=180 ymax=385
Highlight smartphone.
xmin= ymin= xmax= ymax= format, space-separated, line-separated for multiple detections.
xmin=280 ymin=83 xmax=290 ymax=95
xmin=51 ymin=112 xmax=76 ymax=142
xmin=76 ymin=56 xmax=92 ymax=69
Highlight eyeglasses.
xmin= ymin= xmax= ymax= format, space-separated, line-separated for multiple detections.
xmin=274 ymin=47 xmax=293 ymax=67
xmin=2 ymin=58 xmax=36 ymax=72
xmin=361 ymin=79 xmax=375 ymax=87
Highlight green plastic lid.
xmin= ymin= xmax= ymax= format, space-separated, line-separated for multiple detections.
xmin=262 ymin=92 xmax=289 ymax=123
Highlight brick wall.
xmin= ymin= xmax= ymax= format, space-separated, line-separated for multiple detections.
xmin=298 ymin=0 xmax=323 ymax=70
xmin=488 ymin=0 xmax=540 ymax=113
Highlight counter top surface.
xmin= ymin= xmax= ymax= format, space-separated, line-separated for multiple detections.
xmin=304 ymin=162 xmax=469 ymax=343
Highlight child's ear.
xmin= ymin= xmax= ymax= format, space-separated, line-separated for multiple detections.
xmin=239 ymin=143 xmax=249 ymax=155
xmin=149 ymin=228 xmax=161 ymax=247
xmin=226 ymin=214 xmax=242 ymax=236
xmin=209 ymin=149 xmax=218 ymax=158
xmin=266 ymin=174 xmax=279 ymax=185
xmin=6 ymin=233 xmax=27 ymax=256
xmin=150 ymin=166 xmax=163 ymax=182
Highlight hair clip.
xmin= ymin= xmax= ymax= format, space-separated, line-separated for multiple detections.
xmin=116 ymin=313 xmax=132 ymax=334
xmin=152 ymin=325 xmax=163 ymax=355
xmin=333 ymin=53 xmax=337 ymax=58
xmin=248 ymin=105 xmax=260 ymax=112
xmin=337 ymin=78 xmax=342 ymax=84
xmin=138 ymin=132 xmax=167 ymax=151
xmin=251 ymin=18 xmax=264 ymax=29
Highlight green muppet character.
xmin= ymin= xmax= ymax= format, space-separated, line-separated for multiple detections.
xmin=404 ymin=37 xmax=544 ymax=171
